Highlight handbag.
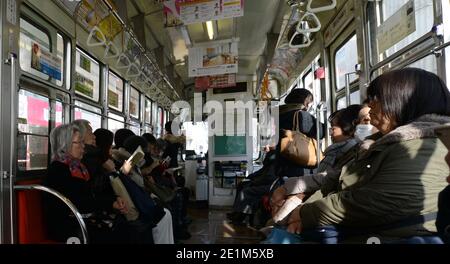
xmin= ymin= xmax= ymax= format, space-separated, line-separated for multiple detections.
xmin=109 ymin=173 xmax=140 ymax=221
xmin=280 ymin=110 xmax=323 ymax=167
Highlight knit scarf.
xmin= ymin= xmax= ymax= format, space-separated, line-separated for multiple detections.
xmin=56 ymin=154 xmax=90 ymax=181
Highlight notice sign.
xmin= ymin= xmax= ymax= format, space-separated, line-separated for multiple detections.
xmin=164 ymin=0 xmax=244 ymax=27
xmin=31 ymin=42 xmax=62 ymax=81
xmin=377 ymin=0 xmax=416 ymax=54
xmin=189 ymin=41 xmax=238 ymax=77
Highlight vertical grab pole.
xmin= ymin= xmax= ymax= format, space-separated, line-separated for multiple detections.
xmin=345 ymin=74 xmax=351 ymax=107
xmin=315 ymin=102 xmax=326 ymax=168
xmin=9 ymin=53 xmax=17 ymax=244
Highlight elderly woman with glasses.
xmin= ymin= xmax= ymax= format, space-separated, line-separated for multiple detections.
xmin=44 ymin=124 xmax=128 ymax=243
xmin=283 ymin=68 xmax=450 ymax=243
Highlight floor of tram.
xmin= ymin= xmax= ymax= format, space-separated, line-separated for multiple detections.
xmin=183 ymin=202 xmax=264 ymax=244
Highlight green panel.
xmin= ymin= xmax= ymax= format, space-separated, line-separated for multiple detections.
xmin=214 ymin=136 xmax=246 ymax=156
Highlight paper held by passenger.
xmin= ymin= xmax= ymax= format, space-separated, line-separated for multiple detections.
xmin=127 ymin=146 xmax=145 ymax=167
xmin=272 ymin=196 xmax=303 ymax=224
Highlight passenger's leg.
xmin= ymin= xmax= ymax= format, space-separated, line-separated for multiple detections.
xmin=152 ymin=208 xmax=175 ymax=244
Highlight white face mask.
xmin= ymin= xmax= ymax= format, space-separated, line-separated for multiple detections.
xmin=355 ymin=124 xmax=374 ymax=141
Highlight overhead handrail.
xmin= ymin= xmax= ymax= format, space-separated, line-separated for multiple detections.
xmin=307 ymin=0 xmax=337 ymax=13
xmin=14 ymin=184 xmax=89 ymax=244
xmin=289 ymin=30 xmax=313 ymax=49
xmin=296 ymin=12 xmax=321 ymax=33
xmin=315 ymin=102 xmax=327 ymax=168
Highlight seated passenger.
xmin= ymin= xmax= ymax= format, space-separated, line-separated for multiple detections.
xmin=271 ymin=105 xmax=363 ymax=218
xmin=435 ymin=125 xmax=450 ymax=243
xmin=44 ymin=124 xmax=130 ymax=243
xmin=354 ymin=100 xmax=378 ymax=141
xmin=227 ymin=149 xmax=278 ymax=226
xmin=113 ymin=135 xmax=175 ymax=244
xmin=113 ymin=128 xmax=135 ymax=150
xmin=283 ymin=68 xmax=450 ymax=243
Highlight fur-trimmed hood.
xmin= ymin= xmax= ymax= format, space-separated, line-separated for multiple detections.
xmin=361 ymin=114 xmax=450 ymax=151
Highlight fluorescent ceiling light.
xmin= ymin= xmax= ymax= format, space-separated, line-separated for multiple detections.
xmin=206 ymin=20 xmax=214 ymax=40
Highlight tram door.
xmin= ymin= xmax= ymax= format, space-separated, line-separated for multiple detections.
xmin=0 ymin=0 xmax=20 ymax=244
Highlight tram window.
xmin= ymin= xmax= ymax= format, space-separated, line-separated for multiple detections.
xmin=55 ymin=101 xmax=64 ymax=127
xmin=74 ymin=101 xmax=102 ymax=131
xmin=184 ymin=122 xmax=209 ymax=155
xmin=130 ymin=87 xmax=140 ymax=119
xmin=75 ymin=49 xmax=100 ymax=101
xmin=368 ymin=0 xmax=434 ymax=63
xmin=108 ymin=72 xmax=124 ymax=112
xmin=65 ymin=40 xmax=71 ymax=90
xmin=145 ymin=99 xmax=151 ymax=124
xmin=337 ymin=97 xmax=347 ymax=110
xmin=17 ymin=90 xmax=50 ymax=171
xmin=406 ymin=54 xmax=437 ymax=74
xmin=335 ymin=35 xmax=358 ymax=91
xmin=108 ymin=113 xmax=125 ymax=133
xmin=143 ymin=124 xmax=152 ymax=134
xmin=152 ymin=102 xmax=159 ymax=136
xmin=17 ymin=135 xmax=48 ymax=171
xmin=350 ymin=90 xmax=361 ymax=105
xmin=18 ymin=90 xmax=50 ymax=135
xmin=19 ymin=18 xmax=51 ymax=81
xmin=56 ymin=34 xmax=64 ymax=87
xmin=156 ymin=107 xmax=164 ymax=138
xmin=303 ymin=70 xmax=314 ymax=90
xmin=129 ymin=122 xmax=141 ymax=136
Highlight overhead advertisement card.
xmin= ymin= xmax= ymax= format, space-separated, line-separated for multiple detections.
xmin=195 ymin=74 xmax=236 ymax=91
xmin=164 ymin=0 xmax=244 ymax=27
xmin=31 ymin=42 xmax=62 ymax=81
xmin=189 ymin=41 xmax=238 ymax=77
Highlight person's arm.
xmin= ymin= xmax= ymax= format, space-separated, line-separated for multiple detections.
xmin=300 ymin=140 xmax=448 ymax=229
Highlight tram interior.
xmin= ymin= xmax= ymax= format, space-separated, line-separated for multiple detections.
xmin=0 ymin=0 xmax=450 ymax=245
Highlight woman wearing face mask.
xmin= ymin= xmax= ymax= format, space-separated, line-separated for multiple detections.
xmin=271 ymin=105 xmax=362 ymax=220
xmin=285 ymin=68 xmax=450 ymax=243
xmin=354 ymin=100 xmax=377 ymax=141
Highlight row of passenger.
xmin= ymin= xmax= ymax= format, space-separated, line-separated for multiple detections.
xmin=231 ymin=68 xmax=450 ymax=243
xmin=269 ymin=68 xmax=450 ymax=243
xmin=44 ymin=120 xmax=190 ymax=244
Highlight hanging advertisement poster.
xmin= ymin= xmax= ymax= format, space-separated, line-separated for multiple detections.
xmin=189 ymin=40 xmax=238 ymax=77
xmin=31 ymin=42 xmax=62 ymax=81
xmin=195 ymin=74 xmax=236 ymax=91
xmin=164 ymin=0 xmax=244 ymax=27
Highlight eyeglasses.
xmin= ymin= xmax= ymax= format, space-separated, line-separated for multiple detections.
xmin=72 ymin=141 xmax=85 ymax=146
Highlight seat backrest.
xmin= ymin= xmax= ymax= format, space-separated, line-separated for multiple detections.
xmin=16 ymin=179 xmax=55 ymax=244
